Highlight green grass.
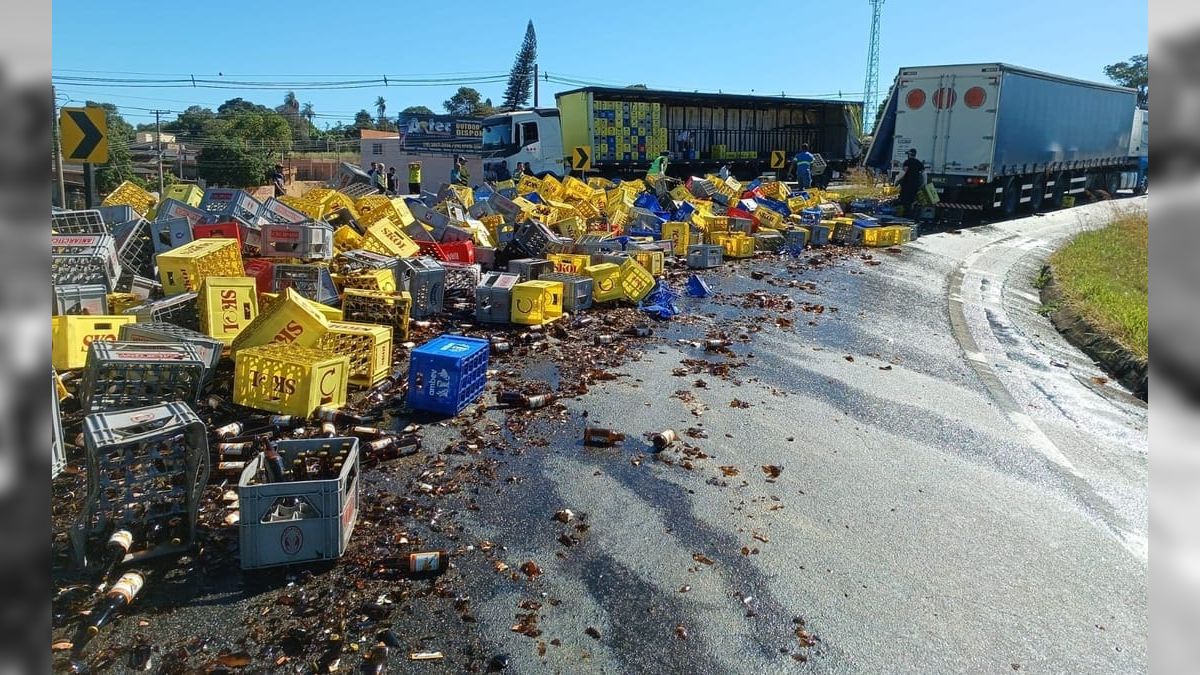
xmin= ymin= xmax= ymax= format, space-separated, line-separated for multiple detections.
xmin=1049 ymin=210 xmax=1148 ymax=361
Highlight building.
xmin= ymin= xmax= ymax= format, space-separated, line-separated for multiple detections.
xmin=359 ymin=129 xmax=482 ymax=193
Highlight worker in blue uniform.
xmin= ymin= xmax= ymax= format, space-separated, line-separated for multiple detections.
xmin=792 ymin=144 xmax=815 ymax=189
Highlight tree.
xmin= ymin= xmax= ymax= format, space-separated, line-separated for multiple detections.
xmin=443 ymin=87 xmax=494 ymax=116
xmin=301 ymin=102 xmax=315 ymax=123
xmin=217 ymin=97 xmax=269 ymax=115
xmin=197 ymin=136 xmax=274 ymax=188
xmin=84 ymin=102 xmax=147 ymax=194
xmin=502 ymin=20 xmax=537 ymax=109
xmin=196 ymin=105 xmax=293 ymax=187
xmin=402 ymin=105 xmax=434 ymax=115
xmin=354 ymin=109 xmax=375 ymax=130
xmin=282 ymin=91 xmax=299 ymax=115
xmin=1104 ymin=54 xmax=1148 ymax=92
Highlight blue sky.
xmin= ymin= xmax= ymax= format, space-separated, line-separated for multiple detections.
xmin=51 ymin=0 xmax=1147 ymax=127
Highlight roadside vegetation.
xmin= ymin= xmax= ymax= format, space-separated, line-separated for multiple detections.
xmin=1049 ymin=209 xmax=1148 ymax=360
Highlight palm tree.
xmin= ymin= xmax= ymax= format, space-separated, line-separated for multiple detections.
xmin=301 ymin=102 xmax=315 ymax=123
xmin=283 ymin=90 xmax=299 ymax=114
xmin=375 ymin=96 xmax=387 ymax=120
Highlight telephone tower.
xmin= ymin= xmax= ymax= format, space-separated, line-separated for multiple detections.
xmin=862 ymin=0 xmax=885 ymax=133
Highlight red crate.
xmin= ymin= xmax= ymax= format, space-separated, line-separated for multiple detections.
xmin=194 ymin=221 xmax=246 ymax=246
xmin=243 ymin=258 xmax=275 ymax=295
xmin=440 ymin=240 xmax=475 ymax=264
xmin=416 ymin=240 xmax=449 ymax=262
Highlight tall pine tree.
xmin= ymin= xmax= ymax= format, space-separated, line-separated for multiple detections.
xmin=502 ymin=21 xmax=537 ymax=109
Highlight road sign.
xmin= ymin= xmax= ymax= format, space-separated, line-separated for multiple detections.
xmin=61 ymin=107 xmax=108 ymax=164
xmin=769 ymin=150 xmax=786 ymax=169
xmin=571 ymin=146 xmax=591 ymax=172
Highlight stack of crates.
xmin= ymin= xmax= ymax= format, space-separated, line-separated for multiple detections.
xmin=272 ymin=264 xmax=340 ymax=306
xmin=398 ymin=257 xmax=445 ymax=318
xmin=317 ymin=321 xmax=393 ymax=388
xmin=198 ymin=276 xmax=259 ymax=345
xmin=53 ymin=283 xmax=109 ymax=316
xmin=71 ymin=402 xmax=209 ymax=568
xmin=233 ymin=344 xmax=350 ymax=416
xmin=687 ymin=244 xmax=724 ymax=269
xmin=584 ymin=262 xmax=623 ymax=303
xmin=52 ymin=234 xmax=123 ymax=291
xmin=539 ymin=272 xmax=593 ymax=313
xmin=619 ymin=259 xmax=655 ymax=302
xmin=79 ymin=341 xmax=207 ymax=413
xmin=231 ymin=288 xmax=331 ymax=352
xmin=125 ymin=293 xmax=201 ymax=332
xmin=118 ymin=322 xmax=223 ymax=382
xmin=157 ymin=238 xmax=244 ymax=295
xmin=341 ymin=289 xmax=413 ymax=340
xmin=475 ymin=272 xmax=519 ymax=324
xmin=259 ymin=221 xmax=335 ymax=260
xmin=510 ymin=280 xmax=564 ymax=325
xmin=237 ymin=437 xmax=360 ymax=569
xmin=52 ymin=315 xmax=137 ymax=370
xmin=406 ymin=335 xmax=488 ymax=416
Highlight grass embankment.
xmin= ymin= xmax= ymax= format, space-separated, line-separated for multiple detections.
xmin=1048 ymin=210 xmax=1148 ymax=361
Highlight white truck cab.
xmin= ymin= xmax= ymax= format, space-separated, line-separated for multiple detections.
xmin=481 ymin=109 xmax=565 ymax=180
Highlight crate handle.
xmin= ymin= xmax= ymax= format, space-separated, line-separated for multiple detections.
xmin=109 ymin=416 xmax=173 ymax=438
xmin=94 ymin=322 xmax=113 ymax=330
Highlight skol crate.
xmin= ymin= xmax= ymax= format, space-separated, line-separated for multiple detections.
xmin=341 ymin=289 xmax=413 ymax=340
xmin=157 ymin=238 xmax=244 ymax=296
xmin=199 ymin=187 xmax=261 ymax=224
xmin=52 ymin=209 xmax=107 ymax=235
xmin=511 ymin=280 xmax=564 ymax=326
xmin=54 ymin=283 xmax=109 ymax=316
xmin=662 ymin=222 xmax=692 ymax=256
xmin=547 ymin=253 xmax=590 ymax=274
xmin=539 ymin=272 xmax=593 ymax=312
xmin=260 ymin=221 xmax=335 ymax=260
xmin=398 ymin=257 xmax=445 ymax=319
xmin=151 ymin=217 xmax=194 ymax=255
xmin=406 ymin=335 xmax=489 ymax=416
xmin=198 ymin=276 xmax=259 ymax=345
xmin=475 ymin=272 xmax=519 ymax=324
xmin=193 ymin=220 xmax=262 ymax=254
xmin=360 ymin=218 xmax=420 ymax=258
xmin=721 ymin=233 xmax=756 ymax=259
xmin=317 ymin=321 xmax=393 ymax=388
xmin=101 ymin=180 xmax=157 ymax=217
xmin=687 ymin=244 xmax=723 ymax=269
xmin=333 ymin=224 xmax=365 ymax=254
xmin=154 ymin=198 xmax=208 ymax=227
xmin=272 ymin=264 xmax=339 ymax=306
xmin=118 ymin=322 xmax=223 ymax=380
xmin=52 ymin=234 xmax=123 ymax=291
xmin=583 ymin=263 xmax=623 ymax=303
xmin=107 ymin=292 xmax=142 ymax=314
xmin=231 ymin=288 xmax=331 ymax=352
xmin=79 ymin=341 xmax=207 ymax=414
xmin=52 ymin=315 xmax=137 ymax=370
xmin=165 ymin=183 xmax=204 ymax=207
xmin=619 ymin=259 xmax=655 ymax=302
xmin=236 ymin=437 xmax=360 ymax=569
xmin=809 ymin=224 xmax=832 ymax=246
xmin=507 ymin=258 xmax=553 ymax=281
xmin=233 ymin=344 xmax=350 ymax=417
xmin=71 ymin=402 xmax=208 ymax=568
xmin=126 ymin=293 xmax=201 ymax=332
xmin=856 ymin=224 xmax=912 ymax=247
xmin=633 ymin=250 xmax=664 ymax=276
xmin=338 ymin=268 xmax=396 ymax=293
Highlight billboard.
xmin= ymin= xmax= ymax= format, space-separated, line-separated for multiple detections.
xmin=395 ymin=114 xmax=483 ymax=155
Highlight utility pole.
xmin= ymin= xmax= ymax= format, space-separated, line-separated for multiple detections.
xmin=533 ymin=63 xmax=539 ymax=108
xmin=52 ymin=85 xmax=66 ymax=207
xmin=862 ymin=0 xmax=886 ymax=133
xmin=154 ymin=109 xmax=165 ymax=195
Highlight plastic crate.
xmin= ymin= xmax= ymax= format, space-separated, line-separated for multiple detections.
xmin=440 ymin=239 xmax=475 ymax=264
xmin=341 ymin=289 xmax=412 ymax=340
xmin=511 ymin=280 xmax=564 ymax=325
xmin=272 ymin=264 xmax=340 ymax=306
xmin=721 ymin=233 xmax=755 ymax=259
xmin=193 ymin=220 xmax=262 ymax=255
xmin=539 ymin=272 xmax=593 ymax=312
xmin=513 ymin=221 xmax=558 ymax=257
xmin=809 ymin=224 xmax=832 ymax=247
xmin=583 ymin=263 xmax=623 ymax=303
xmin=361 ymin=218 xmax=420 ymax=258
xmin=338 ymin=268 xmax=397 ymax=293
xmin=237 ymin=437 xmax=359 ymax=569
xmin=101 ymin=181 xmax=158 ymax=217
xmin=829 ymin=217 xmax=856 ymax=245
xmin=633 ymin=250 xmax=664 ymax=276
xmin=687 ymin=244 xmax=723 ymax=269
xmin=198 ymin=276 xmax=259 ymax=345
xmin=233 ymin=344 xmax=349 ymax=416
xmin=662 ymin=222 xmax=692 ymax=256
xmin=854 ymin=224 xmax=912 ymax=247
xmin=53 ymin=283 xmax=109 ymax=316
xmin=475 ymin=272 xmax=519 ymax=324
xmin=547 ymin=253 xmax=590 ymax=274
xmin=230 ymin=288 xmax=331 ymax=352
xmin=507 ymin=258 xmax=553 ymax=282
xmin=157 ymin=238 xmax=244 ymax=296
xmin=243 ymin=258 xmax=275 ymax=295
xmin=317 ymin=321 xmax=393 ymax=388
xmin=107 ymin=292 xmax=142 ymax=314
xmin=619 ymin=259 xmax=655 ymax=302
xmin=406 ymin=335 xmax=488 ymax=416
xmin=151 ymin=217 xmax=194 ymax=254
xmin=128 ymin=275 xmax=161 ymax=299
xmin=52 ymin=315 xmax=137 ymax=370
xmin=79 ymin=341 xmax=207 ymax=414
xmin=71 ymin=402 xmax=208 ymax=568
xmin=260 ymin=221 xmax=335 ymax=260
xmin=52 ymin=209 xmax=107 ymax=235
xmin=257 ymin=197 xmax=310 ymax=224
xmin=165 ymin=183 xmax=204 ymax=207
xmin=783 ymin=228 xmax=810 ymax=254
xmin=52 ymin=370 xmax=66 ymax=478
xmin=154 ymin=198 xmax=208 ymax=227
xmin=442 ymin=262 xmax=482 ymax=298
xmin=754 ymin=231 xmax=785 ymax=252
xmin=333 ymin=224 xmax=365 ymax=254
xmin=474 ymin=246 xmax=496 ymax=270
xmin=199 ymin=188 xmax=261 ymax=224
xmin=398 ymin=257 xmax=445 ymax=319
xmin=126 ymin=293 xmax=201 ymax=332
xmin=114 ymin=219 xmax=156 ymax=278
xmin=51 ymin=234 xmax=123 ymax=291
xmin=117 ymin=322 xmax=223 ymax=381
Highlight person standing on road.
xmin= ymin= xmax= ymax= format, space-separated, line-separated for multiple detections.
xmin=894 ymin=148 xmax=926 ymax=215
xmin=385 ymin=167 xmax=397 ymax=195
xmin=451 ymin=156 xmax=470 ymax=186
xmin=374 ymin=163 xmax=388 ymax=193
xmin=792 ymin=144 xmax=815 ymax=189
xmin=271 ymin=163 xmax=286 ymax=197
xmin=407 ymin=161 xmax=422 ymax=195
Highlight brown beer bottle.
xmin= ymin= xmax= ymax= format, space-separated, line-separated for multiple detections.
xmin=75 ymin=571 xmax=144 ymax=649
xmin=584 ymin=427 xmax=626 ymax=447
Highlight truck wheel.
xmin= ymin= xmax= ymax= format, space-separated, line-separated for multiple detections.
xmin=1047 ymin=172 xmax=1066 ymax=209
xmin=1029 ymin=175 xmax=1045 ymax=212
xmin=1000 ymin=179 xmax=1020 ymax=218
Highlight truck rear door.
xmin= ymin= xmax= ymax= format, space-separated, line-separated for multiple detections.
xmin=891 ymin=65 xmax=1000 ymax=180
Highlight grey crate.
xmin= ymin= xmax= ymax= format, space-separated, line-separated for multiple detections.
xmin=258 ymin=197 xmax=310 ymax=225
xmin=442 ymin=262 xmax=482 ymax=298
xmin=507 ymin=258 xmax=552 ymax=282
xmin=753 ymin=232 xmax=784 ymax=252
xmin=432 ymin=221 xmax=473 ymax=244
xmin=129 ymin=275 xmax=162 ymax=300
xmin=688 ymin=178 xmax=717 ymax=199
xmin=514 ymin=221 xmax=560 ymax=257
xmin=198 ymin=188 xmax=261 ymax=224
xmin=487 ymin=192 xmax=522 ymax=220
xmin=539 ymin=272 xmax=593 ymax=312
xmin=237 ymin=437 xmax=360 ymax=569
xmin=260 ymin=221 xmax=335 ymax=260
xmin=475 ymin=272 xmax=519 ymax=324
xmin=729 ymin=217 xmax=754 ymax=234
xmin=154 ymin=198 xmax=208 ymax=227
xmin=591 ymin=253 xmax=632 ymax=267
xmin=51 ymin=234 xmax=123 ymax=291
xmin=126 ymin=293 xmax=200 ymax=332
xmin=575 ymin=233 xmax=620 ymax=255
xmin=324 ymin=207 xmax=366 ymax=236
xmin=468 ymin=201 xmax=495 ymax=219
xmin=52 ymin=370 xmax=65 ymax=479
xmin=79 ymin=341 xmax=207 ymax=414
xmin=118 ymin=321 xmax=223 ymax=380
xmin=474 ymin=246 xmax=496 ymax=270
xmin=272 ymin=264 xmax=340 ymax=306
xmin=72 ymin=402 xmax=209 ymax=568
xmin=116 ymin=219 xmax=156 ymax=278
xmin=52 ymin=209 xmax=108 ymax=234
xmin=151 ymin=217 xmax=194 ymax=254
xmin=398 ymin=257 xmax=445 ymax=318
xmin=98 ymin=205 xmax=139 ymax=227
xmin=687 ymin=244 xmax=723 ymax=269
xmin=339 ymin=182 xmax=379 ymax=199
xmin=53 ymin=283 xmax=109 ymax=316
xmin=334 ymin=249 xmax=400 ymax=274
xmin=407 ymin=201 xmax=451 ymax=230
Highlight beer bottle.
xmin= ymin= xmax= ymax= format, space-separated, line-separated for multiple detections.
xmin=76 ymin=571 xmax=144 ymax=646
xmin=496 ymin=391 xmax=524 ymax=406
xmin=320 ymin=421 xmax=337 ymax=438
xmin=291 ymin=458 xmax=308 ymax=482
xmin=317 ymin=450 xmax=331 ymax=480
xmin=313 ymin=406 xmax=367 ymax=426
xmin=351 ymin=426 xmax=388 ymax=438
xmin=366 ymin=643 xmax=388 ymax=674
xmin=212 ymin=422 xmax=242 ymax=439
xmin=95 ymin=529 xmax=133 ymax=590
xmin=704 ymin=339 xmax=729 ymax=351
xmin=216 ymin=441 xmax=255 ymax=457
xmin=268 ymin=415 xmax=301 ymax=428
xmin=366 ymin=437 xmax=394 ymax=455
xmin=593 ymin=334 xmax=615 ymax=345
xmin=490 ymin=339 xmax=511 ymax=354
xmin=376 ymin=550 xmax=449 ymax=577
xmin=216 ymin=460 xmax=246 ymax=475
xmin=263 ymin=445 xmax=287 ymax=483
xmin=652 ymin=429 xmax=678 ymax=450
xmin=584 ymin=427 xmax=625 ymax=447
xmin=522 ymin=393 xmax=556 ymax=409
xmin=626 ymin=325 xmax=654 ymax=338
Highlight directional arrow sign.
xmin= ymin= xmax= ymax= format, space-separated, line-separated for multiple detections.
xmin=571 ymin=146 xmax=591 ymax=171
xmin=60 ymin=107 xmax=108 ymax=164
xmin=769 ymin=150 xmax=786 ymax=169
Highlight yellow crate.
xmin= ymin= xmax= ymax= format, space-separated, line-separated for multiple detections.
xmin=619 ymin=259 xmax=655 ymax=302
xmin=587 ymin=177 xmax=615 ymax=191
xmin=318 ymin=320 xmax=393 ymax=387
xmin=553 ymin=217 xmax=586 ymax=240
xmin=303 ymin=188 xmax=358 ymax=218
xmin=669 ymin=185 xmax=692 ymax=202
xmin=495 ymin=179 xmax=515 ymax=191
xmin=511 ymin=280 xmax=565 ymax=326
xmin=233 ymin=344 xmax=349 ymax=417
xmin=199 ymin=276 xmax=259 ymax=345
xmin=584 ymin=263 xmax=623 ymax=303
xmin=338 ymin=269 xmax=396 ymax=293
xmin=445 ymin=184 xmax=474 ymax=208
xmin=106 ymin=292 xmax=142 ymax=315
xmin=261 ymin=291 xmax=342 ymax=322
xmin=547 ymin=253 xmax=591 ymax=274
xmin=709 ymin=231 xmax=733 ymax=247
xmin=52 ymin=315 xmax=137 ymax=370
xmin=157 ymin=238 xmax=244 ymax=296
xmin=562 ymin=175 xmax=593 ymax=201
xmin=340 ymin=289 xmax=412 ymax=341
xmin=721 ymin=233 xmax=755 ymax=259
xmin=361 ymin=218 xmax=420 ymax=258
xmin=230 ymin=288 xmax=330 ymax=353
xmin=539 ymin=175 xmax=564 ymax=201
xmin=165 ymin=183 xmax=204 ymax=207
xmin=569 ymin=197 xmax=601 ymax=221
xmin=694 ymin=214 xmax=729 ymax=234
xmin=101 ymin=180 xmax=157 ymax=217
xmin=755 ymin=207 xmax=786 ymax=231
xmin=511 ymin=196 xmax=538 ymax=220
xmin=333 ymin=225 xmax=364 ymax=254
xmin=517 ymin=175 xmax=542 ymax=195
xmin=278 ymin=195 xmax=325 ymax=219
xmin=662 ymin=222 xmax=692 ymax=256
xmin=633 ymin=250 xmax=664 ymax=276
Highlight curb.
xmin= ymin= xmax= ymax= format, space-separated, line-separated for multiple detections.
xmin=1039 ymin=265 xmax=1147 ymax=401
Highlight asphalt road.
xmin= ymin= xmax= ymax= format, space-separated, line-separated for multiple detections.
xmin=53 ymin=198 xmax=1147 ymax=673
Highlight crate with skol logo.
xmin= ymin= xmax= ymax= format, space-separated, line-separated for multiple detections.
xmin=317 ymin=321 xmax=393 ymax=388
xmin=52 ymin=315 xmax=137 ymax=370
xmin=233 ymin=344 xmax=350 ymax=417
xmin=199 ymin=277 xmax=259 ymax=345
xmin=230 ymin=288 xmax=331 ymax=353
xmin=79 ymin=341 xmax=207 ymax=414
xmin=157 ymin=238 xmax=244 ymax=296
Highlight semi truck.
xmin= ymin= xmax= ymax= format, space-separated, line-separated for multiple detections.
xmin=480 ymin=86 xmax=863 ymax=182
xmin=865 ymin=63 xmax=1148 ymax=217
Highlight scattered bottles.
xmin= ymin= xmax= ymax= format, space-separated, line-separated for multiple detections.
xmin=584 ymin=427 xmax=626 ymax=447
xmin=490 ymin=340 xmax=511 ymax=354
xmin=651 ymin=429 xmax=678 ymax=450
xmin=216 ymin=441 xmax=255 ymax=457
xmin=377 ymin=550 xmax=449 ymax=577
xmin=267 ymin=415 xmax=301 ymax=428
xmin=95 ymin=529 xmax=133 ymax=591
xmin=216 ymin=460 xmax=246 ymax=475
xmin=350 ymin=426 xmax=389 ymax=438
xmin=703 ymin=339 xmax=729 ymax=351
xmin=313 ymin=406 xmax=367 ymax=426
xmin=626 ymin=325 xmax=654 ymax=338
xmin=496 ymin=391 xmax=524 ymax=406
xmin=594 ymin=334 xmax=616 ymax=345
xmin=212 ymin=422 xmax=242 ymax=439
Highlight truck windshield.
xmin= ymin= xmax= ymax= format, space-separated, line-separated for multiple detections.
xmin=482 ymin=122 xmax=512 ymax=150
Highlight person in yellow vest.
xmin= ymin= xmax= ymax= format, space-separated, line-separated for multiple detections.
xmin=407 ymin=161 xmax=422 ymax=195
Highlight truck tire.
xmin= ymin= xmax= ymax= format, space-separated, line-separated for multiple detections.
xmin=1047 ymin=172 xmax=1067 ymax=209
xmin=1000 ymin=178 xmax=1020 ymax=218
xmin=1029 ymin=175 xmax=1045 ymax=212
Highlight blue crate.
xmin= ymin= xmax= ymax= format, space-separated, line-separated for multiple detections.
xmin=800 ymin=207 xmax=823 ymax=225
xmin=849 ymin=198 xmax=880 ymax=214
xmin=809 ymin=224 xmax=831 ymax=247
xmin=151 ymin=217 xmax=194 ymax=254
xmin=633 ymin=193 xmax=659 ymax=211
xmin=755 ymin=196 xmax=791 ymax=216
xmin=674 ymin=202 xmax=696 ymax=222
xmin=525 ymin=192 xmax=544 ymax=204
xmin=406 ymin=335 xmax=489 ymax=416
